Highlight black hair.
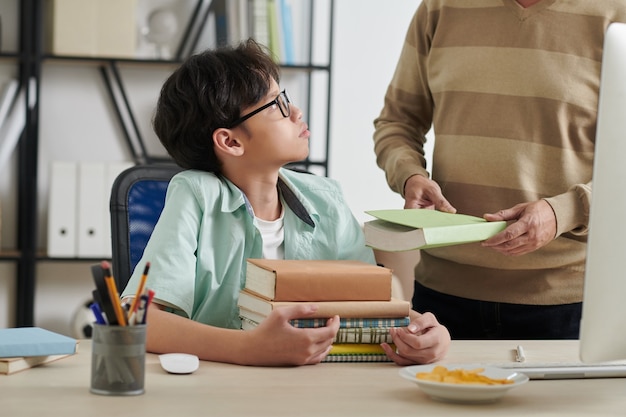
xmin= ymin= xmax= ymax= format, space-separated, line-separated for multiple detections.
xmin=153 ymin=38 xmax=280 ymax=172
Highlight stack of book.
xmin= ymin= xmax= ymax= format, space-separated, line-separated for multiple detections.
xmin=238 ymin=259 xmax=412 ymax=362
xmin=0 ymin=327 xmax=78 ymax=375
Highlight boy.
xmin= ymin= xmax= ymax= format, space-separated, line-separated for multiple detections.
xmin=121 ymin=39 xmax=449 ymax=366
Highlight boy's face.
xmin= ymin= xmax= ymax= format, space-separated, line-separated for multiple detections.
xmin=234 ymin=80 xmax=310 ymax=169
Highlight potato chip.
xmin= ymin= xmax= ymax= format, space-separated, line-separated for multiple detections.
xmin=416 ymin=365 xmax=514 ymax=385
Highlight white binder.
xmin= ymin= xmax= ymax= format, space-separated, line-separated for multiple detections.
xmin=47 ymin=161 xmax=78 ymax=257
xmin=76 ymin=162 xmax=107 ymax=258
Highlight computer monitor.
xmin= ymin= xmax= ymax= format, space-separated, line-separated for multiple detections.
xmin=579 ymin=22 xmax=626 ymax=363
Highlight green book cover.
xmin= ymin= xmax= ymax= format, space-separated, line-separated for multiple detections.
xmin=364 ymin=209 xmax=507 ymax=251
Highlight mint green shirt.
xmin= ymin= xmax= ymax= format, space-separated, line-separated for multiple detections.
xmin=121 ymin=168 xmax=375 ymax=329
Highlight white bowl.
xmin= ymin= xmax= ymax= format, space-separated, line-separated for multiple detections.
xmin=399 ymin=364 xmax=529 ymax=404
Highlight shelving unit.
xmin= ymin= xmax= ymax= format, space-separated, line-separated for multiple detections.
xmin=4 ymin=0 xmax=334 ymax=327
xmin=15 ymin=0 xmax=42 ymax=328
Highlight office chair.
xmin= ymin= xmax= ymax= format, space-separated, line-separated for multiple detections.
xmin=109 ymin=164 xmax=183 ymax=291
xmin=108 ymin=163 xmax=314 ymax=290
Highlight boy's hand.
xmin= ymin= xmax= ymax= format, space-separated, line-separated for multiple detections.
xmin=250 ymin=304 xmax=339 ymax=366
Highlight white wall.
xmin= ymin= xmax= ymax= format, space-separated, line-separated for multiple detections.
xmin=0 ymin=1 xmax=426 ymax=335
xmin=330 ymin=1 xmax=425 ymax=223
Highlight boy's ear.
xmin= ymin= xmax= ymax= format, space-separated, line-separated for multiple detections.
xmin=213 ymin=128 xmax=244 ymax=156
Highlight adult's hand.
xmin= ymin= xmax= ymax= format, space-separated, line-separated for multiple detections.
xmin=403 ymin=174 xmax=456 ymax=213
xmin=481 ymin=199 xmax=557 ymax=256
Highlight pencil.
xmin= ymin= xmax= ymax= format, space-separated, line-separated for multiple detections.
xmin=102 ymin=261 xmax=127 ymax=326
xmin=129 ymin=262 xmax=151 ymax=314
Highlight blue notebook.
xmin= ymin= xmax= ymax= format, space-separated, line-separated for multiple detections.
xmin=0 ymin=327 xmax=77 ymax=358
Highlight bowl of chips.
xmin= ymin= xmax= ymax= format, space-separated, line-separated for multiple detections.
xmin=399 ymin=364 xmax=529 ymax=403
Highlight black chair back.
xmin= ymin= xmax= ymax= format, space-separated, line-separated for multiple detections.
xmin=109 ymin=164 xmax=183 ymax=291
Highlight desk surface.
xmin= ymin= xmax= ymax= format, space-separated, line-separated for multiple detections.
xmin=2 ymin=339 xmax=625 ymax=416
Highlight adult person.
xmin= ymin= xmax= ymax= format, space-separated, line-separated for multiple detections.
xmin=121 ymin=39 xmax=450 ymax=366
xmin=373 ymin=0 xmax=626 ymax=339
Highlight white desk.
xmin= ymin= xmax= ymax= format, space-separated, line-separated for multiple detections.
xmin=2 ymin=340 xmax=625 ymax=416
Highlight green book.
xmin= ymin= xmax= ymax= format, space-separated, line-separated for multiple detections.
xmin=364 ymin=209 xmax=507 ymax=251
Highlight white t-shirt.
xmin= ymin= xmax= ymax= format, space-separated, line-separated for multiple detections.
xmin=255 ymin=209 xmax=285 ymax=260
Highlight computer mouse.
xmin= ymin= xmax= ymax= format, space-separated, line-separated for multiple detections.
xmin=158 ymin=353 xmax=200 ymax=374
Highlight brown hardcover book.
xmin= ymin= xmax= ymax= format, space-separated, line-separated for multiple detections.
xmin=237 ymin=289 xmax=410 ymax=319
xmin=245 ymin=259 xmax=392 ymax=301
xmin=0 ymin=353 xmax=73 ymax=375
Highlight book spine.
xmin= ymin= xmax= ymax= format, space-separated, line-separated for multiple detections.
xmin=241 ymin=317 xmax=397 ymax=344
xmin=0 ymin=354 xmax=71 ymax=375
xmin=322 ymin=354 xmax=392 ymax=363
xmin=289 ymin=317 xmax=410 ymax=328
xmin=305 ymin=300 xmax=409 ymax=319
xmin=240 ymin=317 xmax=256 ymax=330
xmin=238 ymin=289 xmax=411 ymax=319
xmin=334 ymin=328 xmax=394 ymax=344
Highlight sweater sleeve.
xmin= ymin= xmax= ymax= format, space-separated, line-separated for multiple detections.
xmin=372 ymin=4 xmax=433 ymax=197
xmin=543 ymin=181 xmax=592 ymax=237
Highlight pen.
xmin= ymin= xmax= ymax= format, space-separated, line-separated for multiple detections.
xmin=91 ymin=267 xmax=118 ymax=325
xmin=515 ymin=345 xmax=526 ymax=363
xmin=129 ymin=262 xmax=150 ymax=315
xmin=89 ymin=301 xmax=107 ymax=325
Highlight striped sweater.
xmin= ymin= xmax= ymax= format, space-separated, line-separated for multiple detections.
xmin=373 ymin=0 xmax=626 ymax=304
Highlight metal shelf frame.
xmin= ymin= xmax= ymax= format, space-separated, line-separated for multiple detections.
xmin=12 ymin=0 xmax=334 ymax=326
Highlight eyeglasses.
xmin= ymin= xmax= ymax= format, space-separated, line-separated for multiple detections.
xmin=228 ymin=90 xmax=291 ymax=128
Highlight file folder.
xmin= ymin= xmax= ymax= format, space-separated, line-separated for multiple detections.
xmin=47 ymin=161 xmax=78 ymax=257
xmin=77 ymin=162 xmax=107 ymax=257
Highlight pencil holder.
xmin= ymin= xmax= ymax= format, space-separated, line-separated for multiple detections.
xmin=90 ymin=323 xmax=146 ymax=396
